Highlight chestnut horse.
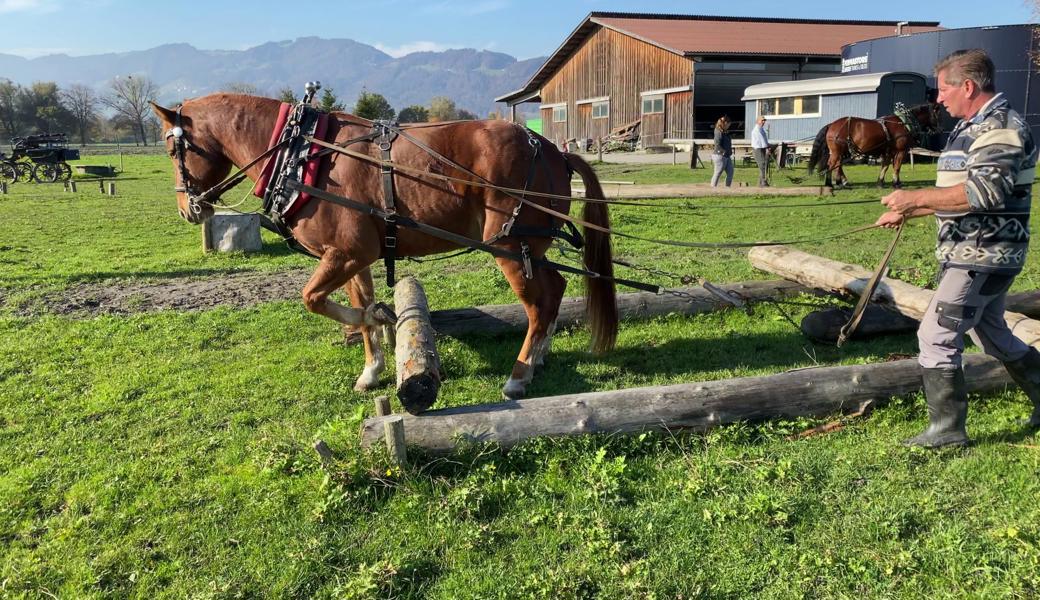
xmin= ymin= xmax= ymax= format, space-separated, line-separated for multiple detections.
xmin=151 ymin=94 xmax=617 ymax=400
xmin=808 ymin=103 xmax=941 ymax=188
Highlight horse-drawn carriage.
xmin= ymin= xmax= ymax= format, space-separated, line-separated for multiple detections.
xmin=0 ymin=133 xmax=79 ymax=183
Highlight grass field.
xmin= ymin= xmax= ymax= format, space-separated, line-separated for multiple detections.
xmin=1 ymin=154 xmax=1039 ymax=598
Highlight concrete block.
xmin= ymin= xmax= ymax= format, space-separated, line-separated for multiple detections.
xmin=203 ymin=211 xmax=262 ymax=252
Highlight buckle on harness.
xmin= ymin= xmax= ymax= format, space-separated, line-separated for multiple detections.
xmin=385 ymin=235 xmax=397 ymax=249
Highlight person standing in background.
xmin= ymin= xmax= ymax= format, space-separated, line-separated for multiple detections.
xmin=711 ymin=116 xmax=734 ymax=187
xmin=751 ymin=116 xmax=771 ymax=187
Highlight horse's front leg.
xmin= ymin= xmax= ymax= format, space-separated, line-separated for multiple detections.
xmin=344 ymin=268 xmax=386 ymax=391
xmin=302 ymin=250 xmax=393 ymax=390
xmin=877 ymin=156 xmax=890 ymax=188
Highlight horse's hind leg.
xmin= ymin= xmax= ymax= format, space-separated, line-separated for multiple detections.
xmin=496 ymin=248 xmax=564 ymax=399
xmin=344 ymin=267 xmax=386 ymax=391
xmin=892 ymin=152 xmax=905 ymax=188
xmin=877 ymin=156 xmax=890 ymax=188
xmin=301 ymin=250 xmax=392 ymax=390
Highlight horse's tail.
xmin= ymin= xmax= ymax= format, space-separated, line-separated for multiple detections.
xmin=807 ymin=124 xmax=830 ymax=176
xmin=565 ymin=152 xmax=618 ymax=354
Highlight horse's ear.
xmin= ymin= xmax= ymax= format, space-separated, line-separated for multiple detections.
xmin=150 ymin=101 xmax=177 ymax=124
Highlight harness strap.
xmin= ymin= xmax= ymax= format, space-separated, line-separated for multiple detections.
xmin=374 ymin=120 xmax=400 ymax=286
xmin=285 ymin=179 xmax=661 ymax=293
xmin=837 ymin=220 xmax=904 ymax=347
xmin=303 ymin=135 xmax=884 ymax=249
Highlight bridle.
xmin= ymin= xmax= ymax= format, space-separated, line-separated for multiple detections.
xmin=164 ymin=105 xmax=208 ymax=218
xmin=163 ymin=104 xmax=288 ymax=219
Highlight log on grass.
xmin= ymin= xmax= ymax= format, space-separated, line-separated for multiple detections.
xmin=748 ymin=245 xmax=1040 ymax=348
xmin=429 ymin=280 xmax=807 ymax=337
xmin=800 ymin=305 xmax=918 ymax=342
xmin=801 ymin=291 xmax=1040 ymax=343
xmin=360 ymin=354 xmax=1014 ymax=453
xmin=394 ymin=277 xmax=441 ymax=415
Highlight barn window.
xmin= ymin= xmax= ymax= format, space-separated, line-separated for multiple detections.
xmin=642 ymin=94 xmax=664 ymax=115
xmin=552 ymin=105 xmax=567 ymax=123
xmin=757 ymin=95 xmax=821 ymax=118
xmin=592 ymin=101 xmax=609 ymax=119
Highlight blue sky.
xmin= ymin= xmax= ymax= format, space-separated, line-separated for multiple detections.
xmin=0 ymin=0 xmax=1033 ymax=60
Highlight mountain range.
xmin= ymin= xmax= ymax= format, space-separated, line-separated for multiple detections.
xmin=0 ymin=37 xmax=546 ymax=117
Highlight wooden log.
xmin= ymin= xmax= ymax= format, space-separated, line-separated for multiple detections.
xmin=107 ymin=182 xmax=116 ymax=195
xmin=801 ymin=291 xmax=1040 ymax=343
xmin=360 ymin=354 xmax=1014 ymax=453
xmin=429 ymin=280 xmax=807 ymax=338
xmin=394 ymin=277 xmax=441 ymax=415
xmin=748 ymin=245 xmax=1040 ymax=348
xmin=801 ymin=305 xmax=919 ymax=342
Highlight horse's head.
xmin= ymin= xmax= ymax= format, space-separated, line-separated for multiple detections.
xmin=913 ymin=102 xmax=944 ymax=135
xmin=151 ymin=100 xmax=233 ymax=224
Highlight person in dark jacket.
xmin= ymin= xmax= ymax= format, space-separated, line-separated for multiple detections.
xmin=711 ymin=116 xmax=734 ymax=187
xmin=876 ymin=49 xmax=1040 ymax=448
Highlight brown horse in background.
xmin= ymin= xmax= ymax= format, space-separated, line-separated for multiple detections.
xmin=808 ymin=103 xmax=941 ymax=188
xmin=151 ymin=94 xmax=617 ymax=400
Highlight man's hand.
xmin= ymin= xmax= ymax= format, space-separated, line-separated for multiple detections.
xmin=875 ymin=211 xmax=905 ymax=229
xmin=881 ymin=189 xmax=918 ymax=214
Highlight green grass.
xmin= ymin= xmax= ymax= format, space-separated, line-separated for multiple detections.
xmin=1 ymin=155 xmax=1039 ymax=598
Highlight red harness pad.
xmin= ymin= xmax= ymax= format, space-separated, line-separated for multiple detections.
xmin=252 ymin=103 xmax=330 ymax=216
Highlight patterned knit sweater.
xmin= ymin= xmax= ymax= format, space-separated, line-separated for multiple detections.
xmin=934 ymin=93 xmax=1035 ymax=274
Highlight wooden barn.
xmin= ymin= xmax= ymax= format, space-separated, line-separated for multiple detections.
xmin=496 ymin=13 xmax=941 ymax=148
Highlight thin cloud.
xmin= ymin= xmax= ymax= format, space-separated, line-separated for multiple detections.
xmin=374 ymin=41 xmax=454 ymax=57
xmin=0 ymin=0 xmax=57 ymax=13
xmin=0 ymin=46 xmax=73 ymax=58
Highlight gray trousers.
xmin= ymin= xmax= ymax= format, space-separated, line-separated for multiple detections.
xmin=753 ymin=148 xmax=769 ymax=186
xmin=710 ymin=154 xmax=733 ymax=187
xmin=918 ymin=267 xmax=1031 ymax=369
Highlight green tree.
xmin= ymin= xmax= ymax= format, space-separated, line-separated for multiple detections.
xmin=319 ymin=88 xmax=345 ymax=113
xmin=353 ymin=91 xmax=395 ymax=121
xmin=456 ymin=108 xmax=478 ymax=121
xmin=18 ymin=82 xmax=74 ymax=134
xmin=428 ymin=96 xmax=457 ymax=122
xmin=277 ymin=87 xmax=298 ymax=104
xmin=398 ymin=105 xmax=429 ymax=123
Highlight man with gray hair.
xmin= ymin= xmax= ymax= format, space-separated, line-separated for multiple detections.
xmin=876 ymin=48 xmax=1039 ymax=447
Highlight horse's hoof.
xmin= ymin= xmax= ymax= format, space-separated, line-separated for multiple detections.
xmin=502 ymin=378 xmax=527 ymax=399
xmin=353 ymin=368 xmax=381 ymax=391
xmin=366 ymin=302 xmax=398 ymax=326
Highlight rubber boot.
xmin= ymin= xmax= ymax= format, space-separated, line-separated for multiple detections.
xmin=903 ymin=367 xmax=970 ymax=448
xmin=1002 ymin=347 xmax=1040 ymax=427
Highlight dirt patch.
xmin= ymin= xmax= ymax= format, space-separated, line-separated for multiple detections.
xmin=13 ymin=269 xmax=316 ymax=317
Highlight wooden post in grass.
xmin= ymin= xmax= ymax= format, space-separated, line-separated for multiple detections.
xmin=748 ymin=245 xmax=1040 ymax=348
xmin=359 ymin=353 xmax=1014 ymax=453
xmin=384 ymin=416 xmax=407 ymax=465
xmin=107 ymin=182 xmax=115 ymax=196
xmin=1 ymin=181 xmax=7 ymax=194
xmin=70 ymin=181 xmax=77 ymax=193
xmin=374 ymin=395 xmax=392 ymax=417
xmin=394 ymin=277 xmax=441 ymax=415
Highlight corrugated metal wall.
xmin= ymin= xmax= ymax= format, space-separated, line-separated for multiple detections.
xmin=841 ymin=25 xmax=1040 ymax=142
xmin=743 ymin=93 xmax=878 ymax=142
xmin=540 ymin=26 xmax=692 ymax=146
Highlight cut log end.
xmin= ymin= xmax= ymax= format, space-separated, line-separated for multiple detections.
xmin=398 ymin=373 xmax=440 ymax=415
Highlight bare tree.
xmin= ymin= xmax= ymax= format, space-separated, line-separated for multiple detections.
xmin=221 ymin=82 xmax=260 ymax=95
xmin=61 ymin=84 xmax=100 ymax=145
xmin=100 ymin=75 xmax=158 ymax=145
